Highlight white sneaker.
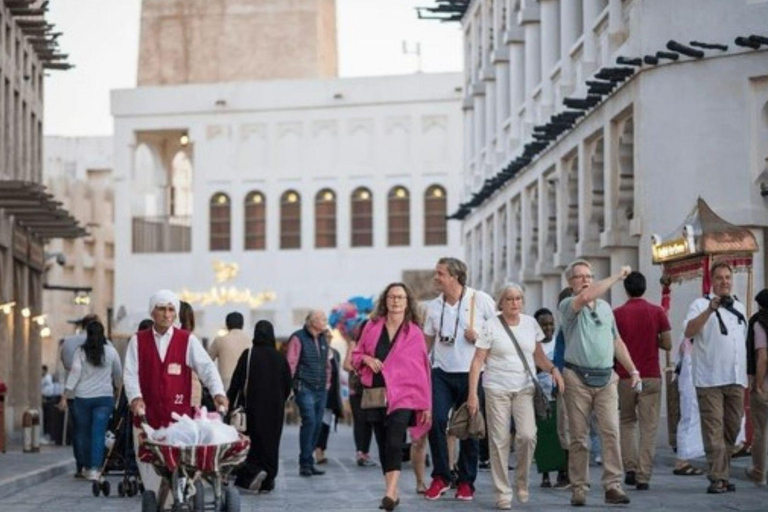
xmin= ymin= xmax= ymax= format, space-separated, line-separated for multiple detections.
xmin=85 ymin=469 xmax=101 ymax=481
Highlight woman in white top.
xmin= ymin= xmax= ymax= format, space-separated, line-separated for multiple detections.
xmin=467 ymin=283 xmax=564 ymax=510
xmin=59 ymin=321 xmax=122 ymax=480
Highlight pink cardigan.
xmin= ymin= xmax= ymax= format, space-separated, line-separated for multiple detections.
xmin=351 ymin=318 xmax=432 ymax=440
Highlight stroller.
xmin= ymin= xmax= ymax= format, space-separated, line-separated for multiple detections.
xmin=137 ymin=415 xmax=249 ymax=512
xmin=91 ymin=388 xmax=143 ymax=498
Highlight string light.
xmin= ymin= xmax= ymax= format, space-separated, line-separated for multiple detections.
xmin=0 ymin=301 xmax=15 ymax=315
xmin=32 ymin=314 xmax=47 ymax=326
xmin=40 ymin=327 xmax=51 ymax=338
xmin=21 ymin=307 xmax=31 ymax=318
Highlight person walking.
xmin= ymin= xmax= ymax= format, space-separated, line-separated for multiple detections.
xmin=343 ymin=319 xmax=377 ymax=467
xmin=532 ymin=307 xmax=568 ymax=489
xmin=352 ymin=282 xmax=432 ymax=511
xmin=746 ymin=289 xmax=768 ymax=486
xmin=613 ymin=271 xmax=671 ymax=490
xmin=423 ymin=257 xmax=496 ymax=502
xmin=467 ymin=284 xmax=564 ymax=510
xmin=286 ymin=310 xmax=332 ymax=476
xmin=684 ymin=261 xmax=747 ymax=494
xmin=58 ymin=321 xmax=122 ymax=480
xmin=314 ymin=346 xmax=343 ymax=465
xmin=209 ymin=312 xmax=252 ymax=391
xmin=559 ymin=260 xmax=640 ymax=507
xmin=227 ymin=320 xmax=292 ymax=493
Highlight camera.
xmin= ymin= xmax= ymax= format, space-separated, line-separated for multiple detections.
xmin=438 ymin=335 xmax=456 ymax=345
xmin=720 ymin=295 xmax=734 ymax=309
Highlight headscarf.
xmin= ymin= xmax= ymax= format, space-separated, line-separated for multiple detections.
xmin=148 ymin=289 xmax=180 ymax=318
xmin=253 ymin=320 xmax=276 ymax=347
xmin=756 ymin=289 xmax=768 ymax=311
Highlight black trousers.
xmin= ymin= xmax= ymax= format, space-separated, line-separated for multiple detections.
xmin=371 ymin=409 xmax=413 ymax=474
xmin=316 ymin=422 xmax=331 ymax=451
xmin=350 ymin=393 xmax=373 ymax=454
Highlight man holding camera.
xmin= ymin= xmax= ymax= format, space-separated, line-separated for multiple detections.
xmin=684 ymin=261 xmax=748 ymax=494
xmin=423 ymin=257 xmax=495 ymax=501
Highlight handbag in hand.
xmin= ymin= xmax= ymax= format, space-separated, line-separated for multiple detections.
xmin=361 ymin=387 xmax=387 ymax=409
xmin=230 ymin=348 xmax=252 ymax=433
xmin=497 ymin=315 xmax=552 ymax=421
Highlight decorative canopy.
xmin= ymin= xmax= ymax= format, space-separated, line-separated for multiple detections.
xmin=651 ymin=198 xmax=759 ymax=305
xmin=0 ymin=180 xmax=88 ymax=240
xmin=416 ymin=1 xmax=471 ymax=23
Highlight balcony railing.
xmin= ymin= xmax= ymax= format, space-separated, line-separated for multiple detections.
xmin=132 ymin=216 xmax=191 ymax=253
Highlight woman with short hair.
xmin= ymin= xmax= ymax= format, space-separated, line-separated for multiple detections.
xmin=352 ymin=282 xmax=432 ymax=511
xmin=467 ymin=284 xmax=564 ymax=510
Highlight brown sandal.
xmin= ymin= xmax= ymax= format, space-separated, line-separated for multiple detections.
xmin=673 ymin=464 xmax=703 ymax=476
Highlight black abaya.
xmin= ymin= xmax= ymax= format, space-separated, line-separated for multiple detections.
xmin=227 ymin=343 xmax=292 ymax=489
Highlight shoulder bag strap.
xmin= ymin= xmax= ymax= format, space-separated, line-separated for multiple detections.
xmin=497 ymin=314 xmax=542 ymax=389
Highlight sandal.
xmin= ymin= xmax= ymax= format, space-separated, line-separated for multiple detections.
xmin=673 ymin=464 xmax=704 ymax=476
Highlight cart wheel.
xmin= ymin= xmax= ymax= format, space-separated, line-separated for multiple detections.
xmin=224 ymin=485 xmax=240 ymax=512
xmin=118 ymin=481 xmax=125 ymax=497
xmin=101 ymin=479 xmax=111 ymax=497
xmin=91 ymin=481 xmax=101 ymax=497
xmin=193 ymin=480 xmax=205 ymax=512
xmin=141 ymin=490 xmax=159 ymax=512
xmin=132 ymin=480 xmax=140 ymax=496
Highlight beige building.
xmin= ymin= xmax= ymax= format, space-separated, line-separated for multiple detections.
xmin=42 ymin=137 xmax=114 ymax=372
xmin=0 ymin=2 xmax=81 ymax=434
xmin=137 ymin=0 xmax=338 ymax=86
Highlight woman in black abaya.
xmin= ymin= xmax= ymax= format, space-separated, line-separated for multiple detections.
xmin=228 ymin=320 xmax=292 ymax=492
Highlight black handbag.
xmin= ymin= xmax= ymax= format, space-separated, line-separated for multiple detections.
xmin=498 ymin=315 xmax=551 ymax=421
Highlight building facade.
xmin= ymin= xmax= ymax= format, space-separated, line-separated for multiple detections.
xmin=455 ymin=0 xmax=768 ymax=332
xmin=0 ymin=2 xmax=82 ymax=433
xmin=137 ymin=0 xmax=338 ymax=86
xmin=112 ymin=72 xmax=465 ymax=338
xmin=42 ymin=136 xmax=114 ymax=371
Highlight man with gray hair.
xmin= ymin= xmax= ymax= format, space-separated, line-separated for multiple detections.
xmin=424 ymin=257 xmax=496 ymax=501
xmin=286 ymin=310 xmax=332 ymax=476
xmin=559 ymin=260 xmax=640 ymax=507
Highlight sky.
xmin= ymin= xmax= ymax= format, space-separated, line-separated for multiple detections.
xmin=43 ymin=0 xmax=463 ymax=136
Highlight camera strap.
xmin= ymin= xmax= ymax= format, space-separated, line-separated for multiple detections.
xmin=439 ymin=287 xmax=465 ymax=343
xmin=704 ymin=294 xmax=746 ymax=336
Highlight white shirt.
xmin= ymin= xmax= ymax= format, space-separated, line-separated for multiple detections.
xmin=123 ymin=326 xmax=225 ymax=403
xmin=423 ymin=287 xmax=496 ymax=372
xmin=684 ymin=297 xmax=748 ymax=388
xmin=476 ymin=314 xmax=545 ymax=392
xmin=537 ymin=339 xmax=556 ymax=400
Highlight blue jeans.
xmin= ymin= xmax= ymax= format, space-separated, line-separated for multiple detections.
xmin=295 ymin=385 xmax=327 ymax=468
xmin=72 ymin=396 xmax=114 ymax=470
xmin=428 ymin=368 xmax=479 ymax=486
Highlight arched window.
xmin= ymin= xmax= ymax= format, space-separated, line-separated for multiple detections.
xmin=387 ymin=186 xmax=410 ymax=247
xmin=280 ymin=190 xmax=301 ymax=249
xmin=209 ymin=192 xmax=231 ymax=251
xmin=315 ymin=189 xmax=337 ymax=248
xmin=244 ymin=191 xmax=266 ymax=250
xmin=424 ymin=185 xmax=447 ymax=246
xmin=351 ymin=187 xmax=373 ymax=247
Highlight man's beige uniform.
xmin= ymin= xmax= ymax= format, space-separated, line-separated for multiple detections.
xmin=208 ymin=328 xmax=252 ymax=391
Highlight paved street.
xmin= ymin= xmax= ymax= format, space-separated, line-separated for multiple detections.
xmin=1 ymin=424 xmax=767 ymax=511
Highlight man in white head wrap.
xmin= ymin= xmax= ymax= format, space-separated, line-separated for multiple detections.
xmin=124 ymin=289 xmax=228 ymax=423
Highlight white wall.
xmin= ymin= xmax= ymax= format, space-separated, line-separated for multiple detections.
xmin=112 ymin=73 xmax=465 ymax=337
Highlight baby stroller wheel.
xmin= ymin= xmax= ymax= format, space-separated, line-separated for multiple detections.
xmin=132 ymin=479 xmax=140 ymax=496
xmin=101 ymin=479 xmax=111 ymax=497
xmin=141 ymin=490 xmax=159 ymax=512
xmin=193 ymin=480 xmax=205 ymax=512
xmin=138 ymin=481 xmax=145 ymax=494
xmin=118 ymin=481 xmax=125 ymax=497
xmin=91 ymin=481 xmax=100 ymax=497
xmin=223 ymin=485 xmax=240 ymax=512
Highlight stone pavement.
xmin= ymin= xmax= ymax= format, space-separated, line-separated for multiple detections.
xmin=0 ymin=425 xmax=766 ymax=511
xmin=0 ymin=441 xmax=74 ymax=499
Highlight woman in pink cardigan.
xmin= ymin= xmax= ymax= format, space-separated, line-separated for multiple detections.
xmin=352 ymin=282 xmax=432 ymax=511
